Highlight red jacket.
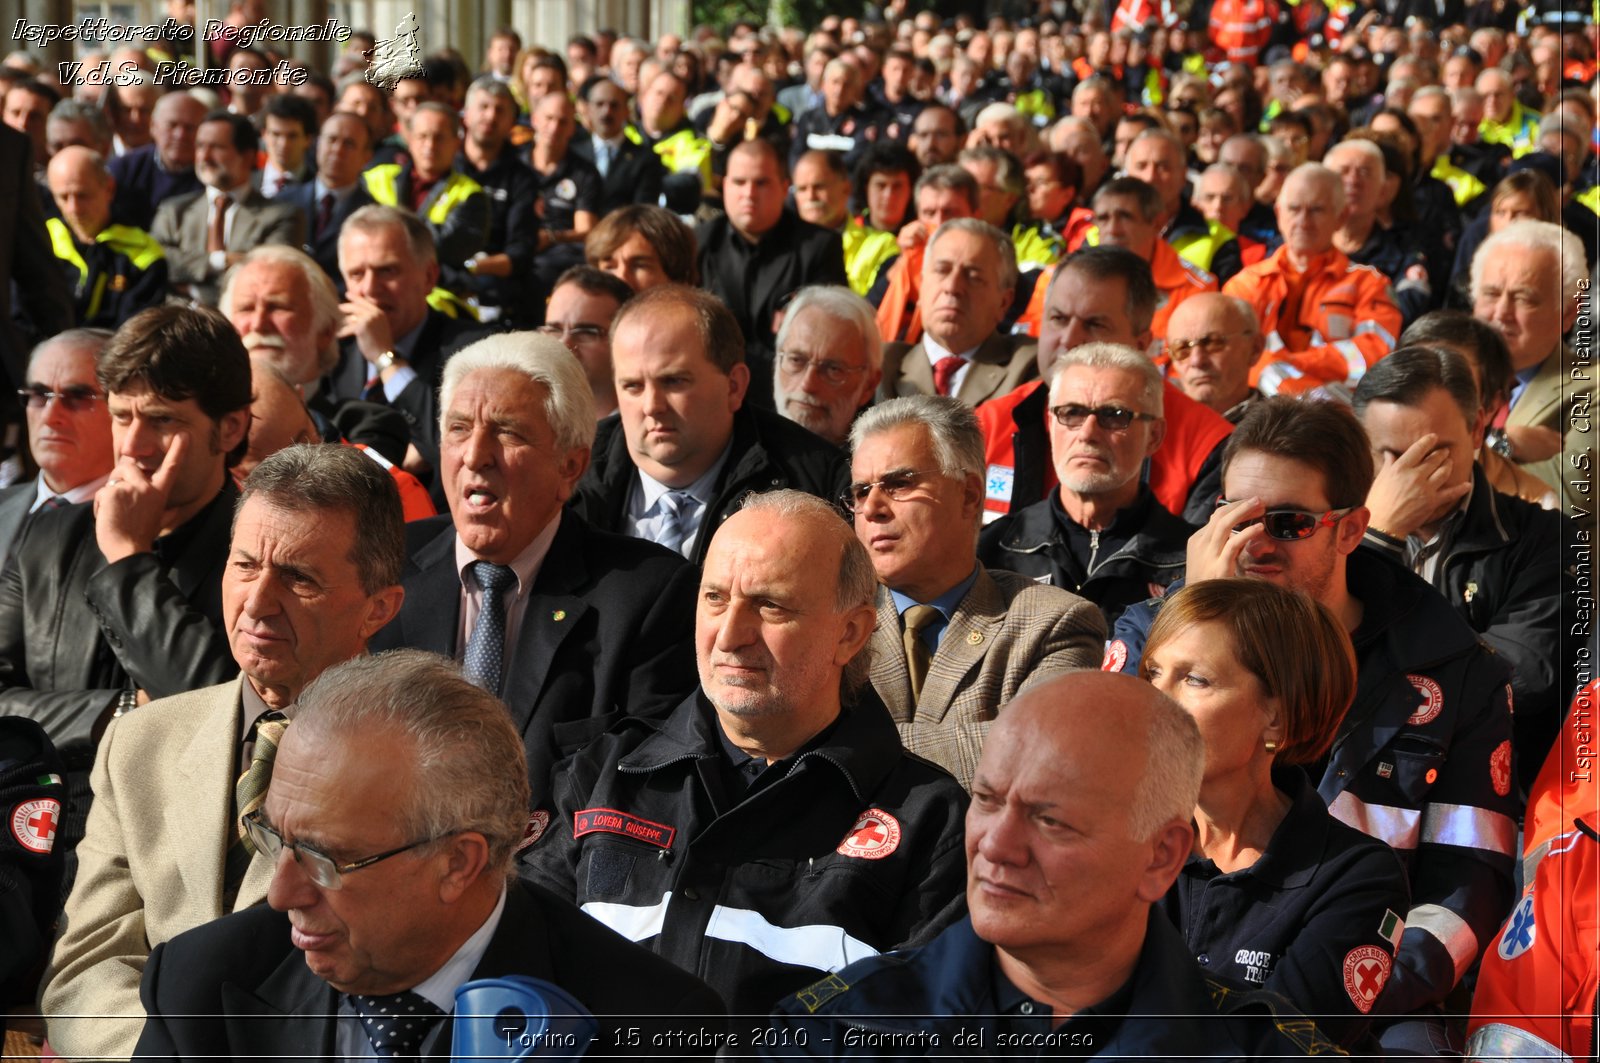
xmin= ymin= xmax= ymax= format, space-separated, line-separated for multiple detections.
xmin=1222 ymin=245 xmax=1401 ymax=396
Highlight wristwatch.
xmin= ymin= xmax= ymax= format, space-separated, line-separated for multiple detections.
xmin=374 ymin=349 xmax=399 ymax=372
xmin=1485 ymin=428 xmax=1515 ymax=460
xmin=114 ymin=689 xmax=137 ymax=718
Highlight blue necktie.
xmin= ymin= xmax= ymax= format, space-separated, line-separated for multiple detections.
xmin=594 ymin=139 xmax=611 ymax=178
xmin=463 ymin=561 xmax=516 ymax=695
xmin=349 ymin=990 xmax=444 ymax=1059
xmin=655 ymin=491 xmax=694 ymax=557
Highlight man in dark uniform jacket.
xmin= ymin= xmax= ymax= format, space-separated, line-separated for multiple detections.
xmin=133 ymin=652 xmax=725 ymax=1061
xmin=696 ymin=140 xmax=848 ymax=408
xmin=0 ymin=306 xmax=250 ymax=884
xmin=567 ymin=286 xmax=847 ymax=566
xmin=369 ymin=333 xmax=698 ymax=793
xmin=451 ymin=77 xmax=541 ymax=327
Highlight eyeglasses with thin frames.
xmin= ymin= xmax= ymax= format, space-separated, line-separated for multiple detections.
xmin=776 ymin=351 xmax=869 ymax=387
xmin=17 ymin=384 xmax=105 ymax=413
xmin=839 ymin=468 xmax=934 ymax=513
xmin=1166 ymin=331 xmax=1250 ymax=363
xmin=240 ymin=808 xmax=459 ymax=890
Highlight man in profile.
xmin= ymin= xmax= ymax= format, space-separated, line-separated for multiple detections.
xmin=133 ymin=650 xmax=726 ymax=1058
xmin=765 ymin=671 xmax=1338 ymax=1056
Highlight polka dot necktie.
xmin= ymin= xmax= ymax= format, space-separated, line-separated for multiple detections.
xmin=349 ymin=990 xmax=444 ymax=1059
xmin=463 ymin=561 xmax=517 ymax=696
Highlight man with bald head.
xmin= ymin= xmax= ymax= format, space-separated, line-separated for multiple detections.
xmin=1164 ymin=294 xmax=1265 ymax=421
xmin=1048 ymin=117 xmax=1109 ymax=198
xmin=1217 ymin=134 xmax=1280 ymax=244
xmin=767 ymin=671 xmax=1338 ymax=1056
xmin=524 ymin=490 xmax=968 ymax=1014
xmin=45 ymin=146 xmax=168 ymax=327
xmin=1324 ymin=138 xmax=1432 ymax=326
xmin=1191 ymin=165 xmax=1258 ymax=264
xmin=108 ymin=91 xmax=205 ymax=230
xmin=1223 ymin=163 xmax=1401 ymax=396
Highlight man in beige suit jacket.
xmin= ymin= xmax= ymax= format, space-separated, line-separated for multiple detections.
xmin=150 ymin=111 xmax=304 ymax=306
xmin=42 ymin=444 xmax=404 ymax=1060
xmin=876 ymin=219 xmax=1038 ymax=408
xmin=1470 ymin=219 xmax=1592 ymax=514
xmin=846 ymin=396 xmax=1105 ymax=790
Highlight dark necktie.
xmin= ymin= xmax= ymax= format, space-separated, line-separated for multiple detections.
xmin=38 ymin=495 xmax=68 ymax=511
xmin=350 ymin=990 xmax=445 ymax=1059
xmin=315 ymin=192 xmax=335 ymax=239
xmin=933 ymin=355 xmax=965 ymax=397
xmin=903 ymin=605 xmax=940 ymax=702
xmin=463 ymin=561 xmax=517 ymax=695
xmin=208 ymin=192 xmax=231 ymax=254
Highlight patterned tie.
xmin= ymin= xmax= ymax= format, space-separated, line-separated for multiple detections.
xmin=349 ymin=990 xmax=445 ymax=1059
xmin=315 ymin=192 xmax=335 ymax=240
xmin=903 ymin=605 xmax=940 ymax=702
xmin=208 ymin=192 xmax=231 ymax=254
xmin=654 ymin=490 xmax=695 ymax=557
xmin=932 ymin=355 xmax=965 ymax=397
xmin=463 ymin=562 xmax=517 ymax=696
xmin=235 ymin=712 xmax=289 ymax=851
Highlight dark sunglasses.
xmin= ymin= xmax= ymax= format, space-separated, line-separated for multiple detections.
xmin=1216 ymin=498 xmax=1356 ymax=541
xmin=18 ymin=384 xmax=104 ymax=412
xmin=1049 ymin=404 xmax=1158 ymax=431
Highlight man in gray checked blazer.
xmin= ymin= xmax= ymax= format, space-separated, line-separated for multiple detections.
xmin=845 ymin=395 xmax=1105 ymax=790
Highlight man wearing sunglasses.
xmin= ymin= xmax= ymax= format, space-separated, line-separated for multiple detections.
xmin=41 ymin=444 xmax=405 ymax=1061
xmin=133 ymin=651 xmax=725 ymax=1059
xmin=1164 ymin=293 xmax=1267 ymax=423
xmin=0 ymin=329 xmax=115 ymax=571
xmin=979 ymin=343 xmax=1193 ymax=627
xmin=1110 ymin=397 xmax=1517 ymax=1057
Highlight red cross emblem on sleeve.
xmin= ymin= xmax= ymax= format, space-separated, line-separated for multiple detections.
xmin=1342 ymin=945 xmax=1392 ymax=1013
xmin=836 ymin=808 xmax=902 ymax=860
xmin=11 ymin=798 xmax=61 ymax=854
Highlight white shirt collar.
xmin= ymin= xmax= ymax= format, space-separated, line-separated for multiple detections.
xmin=409 ymin=885 xmax=508 ymax=1013
xmin=31 ymin=472 xmax=107 ymax=511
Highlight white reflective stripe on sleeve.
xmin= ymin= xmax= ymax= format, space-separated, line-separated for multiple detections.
xmin=581 ymin=891 xmax=671 ymax=941
xmin=1333 ymin=340 xmax=1368 ymax=382
xmin=1407 ymin=903 xmax=1480 ymax=984
xmin=1264 ymin=329 xmax=1285 ymax=352
xmin=1420 ymin=802 xmax=1518 ymax=857
xmin=1256 ymin=360 xmax=1303 ymax=397
xmin=1353 ymin=319 xmax=1397 ymax=348
xmin=704 ymin=904 xmax=880 ymax=973
xmin=1464 ymin=1022 xmax=1571 ymax=1061
xmin=1329 ymin=791 xmax=1422 ymax=849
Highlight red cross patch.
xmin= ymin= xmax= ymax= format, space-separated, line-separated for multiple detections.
xmin=836 ymin=809 xmax=901 ymax=860
xmin=1490 ymin=740 xmax=1513 ymax=798
xmin=517 ymin=810 xmax=550 ymax=852
xmin=1101 ymin=640 xmax=1128 ymax=673
xmin=1406 ymin=674 xmax=1444 ymax=725
xmin=11 ymin=798 xmax=60 ymax=855
xmin=1342 ymin=945 xmax=1391 ymax=1013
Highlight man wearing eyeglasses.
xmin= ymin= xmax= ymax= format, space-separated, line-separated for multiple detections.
xmin=41 ymin=444 xmax=405 ymax=1061
xmin=132 ymin=650 xmax=725 ymax=1060
xmin=1164 ymin=293 xmax=1267 ymax=423
xmin=846 ymin=396 xmax=1104 ymax=790
xmin=0 ymin=329 xmax=115 ymax=571
xmin=979 ymin=343 xmax=1193 ymax=627
xmin=541 ymin=266 xmax=634 ymax=421
xmin=1109 ymin=397 xmax=1517 ymax=1057
xmin=771 ymin=285 xmax=883 ymax=448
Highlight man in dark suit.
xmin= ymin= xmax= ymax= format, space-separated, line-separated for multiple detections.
xmin=0 ymin=328 xmax=115 ymax=571
xmin=877 ymin=218 xmax=1037 ymax=408
xmin=150 ymin=111 xmax=305 ymax=306
xmin=571 ymin=74 xmax=666 ymax=217
xmin=274 ymin=111 xmax=375 ymax=294
xmin=568 ymin=285 xmax=848 ymax=566
xmin=332 ymin=205 xmax=492 ymax=481
xmin=368 ymin=332 xmax=698 ymax=792
xmin=0 ymin=306 xmax=250 ymax=883
xmin=696 ymin=139 xmax=848 ymax=408
xmin=107 ymin=92 xmax=205 ymax=232
xmin=133 ymin=651 xmax=725 ymax=1061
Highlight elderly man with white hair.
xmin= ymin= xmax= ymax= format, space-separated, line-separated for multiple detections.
xmin=773 ymin=285 xmax=883 ymax=447
xmin=1471 ymin=219 xmax=1591 ymax=510
xmin=367 ymin=331 xmax=700 ymax=792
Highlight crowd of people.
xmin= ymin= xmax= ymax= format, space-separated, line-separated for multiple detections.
xmin=0 ymin=0 xmax=1595 ymax=1057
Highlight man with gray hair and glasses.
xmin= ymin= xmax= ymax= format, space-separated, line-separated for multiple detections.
xmin=368 ymin=332 xmax=697 ymax=793
xmin=980 ymin=342 xmax=1192 ymax=626
xmin=133 ymin=650 xmax=726 ymax=1059
xmin=846 ymin=395 xmax=1104 ymax=790
xmin=522 ymin=490 xmax=969 ymax=1014
xmin=878 ymin=219 xmax=1036 ymax=407
xmin=42 ymin=444 xmax=406 ymax=1061
xmin=772 ymin=285 xmax=883 ymax=448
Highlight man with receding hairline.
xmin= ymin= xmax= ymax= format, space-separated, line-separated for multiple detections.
xmin=764 ymin=671 xmax=1339 ymax=1057
xmin=524 ymin=490 xmax=968 ymax=1014
xmin=45 ymin=146 xmax=168 ymax=328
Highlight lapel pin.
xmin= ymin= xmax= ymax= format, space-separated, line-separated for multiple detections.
xmin=966 ymin=632 xmax=983 ymax=645
xmin=551 ymin=610 xmax=566 ymax=622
